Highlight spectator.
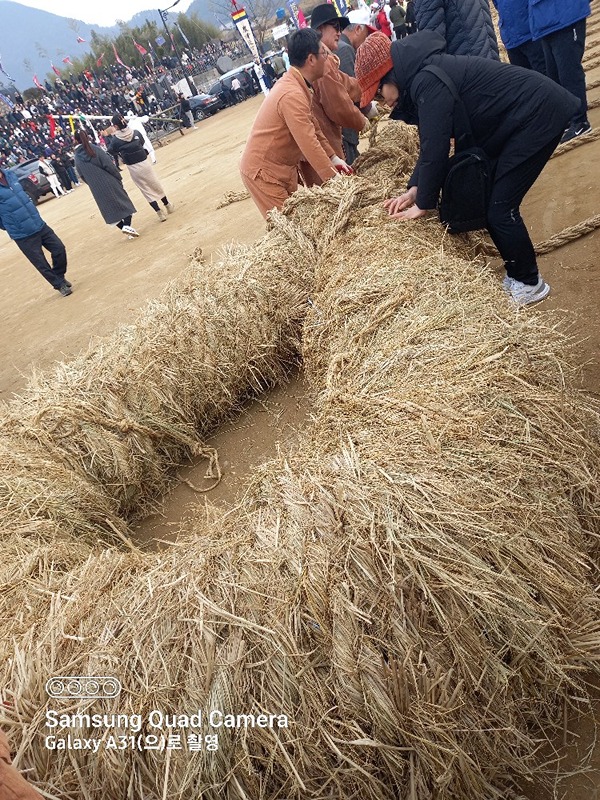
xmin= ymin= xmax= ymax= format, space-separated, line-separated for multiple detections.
xmin=527 ymin=0 xmax=592 ymax=142
xmin=177 ymin=93 xmax=195 ymax=129
xmin=413 ymin=0 xmax=500 ymax=59
xmin=492 ymin=0 xmax=546 ymax=74
xmin=0 ymin=164 xmax=72 ymax=296
xmin=389 ymin=0 xmax=408 ymax=39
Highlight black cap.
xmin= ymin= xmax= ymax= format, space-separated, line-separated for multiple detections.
xmin=310 ymin=3 xmax=350 ymax=30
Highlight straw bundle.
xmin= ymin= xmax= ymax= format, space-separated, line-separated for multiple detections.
xmin=0 ymin=231 xmax=315 ymax=538
xmin=4 ymin=128 xmax=600 ymax=799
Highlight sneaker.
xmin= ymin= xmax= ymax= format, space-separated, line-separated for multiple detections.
xmin=560 ymin=121 xmax=592 ymax=144
xmin=62 ymin=278 xmax=72 ymax=288
xmin=58 ymin=282 xmax=72 ymax=297
xmin=502 ymin=275 xmax=515 ymax=294
xmin=509 ymin=277 xmax=550 ymax=306
xmin=157 ymin=208 xmax=167 ymax=222
xmin=121 ymin=225 xmax=140 ymax=237
xmin=166 ymin=202 xmax=175 ymax=214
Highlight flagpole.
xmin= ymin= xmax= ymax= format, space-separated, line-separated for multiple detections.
xmin=158 ymin=0 xmax=197 ymax=96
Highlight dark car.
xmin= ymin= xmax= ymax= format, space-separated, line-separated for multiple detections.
xmin=188 ymin=93 xmax=223 ymax=120
xmin=8 ymin=159 xmax=53 ymax=205
xmin=209 ymin=70 xmax=257 ymax=107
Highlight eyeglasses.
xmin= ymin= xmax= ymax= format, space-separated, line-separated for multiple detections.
xmin=325 ymin=21 xmax=342 ymax=31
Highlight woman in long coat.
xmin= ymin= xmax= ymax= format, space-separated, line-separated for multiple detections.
xmin=106 ymin=115 xmax=174 ymax=223
xmin=73 ymin=128 xmax=139 ymax=238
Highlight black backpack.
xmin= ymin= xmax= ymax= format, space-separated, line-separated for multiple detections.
xmin=422 ymin=65 xmax=494 ymax=234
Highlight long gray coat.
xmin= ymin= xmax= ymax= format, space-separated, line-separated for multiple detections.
xmin=74 ymin=144 xmax=136 ymax=225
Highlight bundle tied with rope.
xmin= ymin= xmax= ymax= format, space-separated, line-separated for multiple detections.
xmin=3 ymin=124 xmax=600 ymax=800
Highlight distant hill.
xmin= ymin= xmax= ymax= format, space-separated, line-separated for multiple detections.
xmin=0 ymin=0 xmax=218 ymax=91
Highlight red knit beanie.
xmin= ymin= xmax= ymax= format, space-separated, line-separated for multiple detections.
xmin=355 ymin=31 xmax=394 ymax=107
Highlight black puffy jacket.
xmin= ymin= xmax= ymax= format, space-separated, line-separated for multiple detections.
xmin=414 ymin=0 xmax=499 ymax=60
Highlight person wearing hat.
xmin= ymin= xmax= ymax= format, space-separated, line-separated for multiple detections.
xmin=353 ymin=30 xmax=579 ymax=305
xmin=338 ymin=9 xmax=379 ymax=164
xmin=300 ymin=3 xmax=373 ymax=185
xmin=414 ymin=0 xmax=500 ymax=59
xmin=239 ymin=28 xmax=348 ymax=220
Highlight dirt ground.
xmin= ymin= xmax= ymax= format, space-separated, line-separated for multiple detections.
xmin=2 ymin=75 xmax=600 ymax=798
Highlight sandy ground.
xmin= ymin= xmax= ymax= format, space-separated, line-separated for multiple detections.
xmin=2 ymin=75 xmax=600 ymax=798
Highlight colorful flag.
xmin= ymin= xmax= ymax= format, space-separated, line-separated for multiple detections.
xmin=51 ymin=63 xmax=61 ymax=76
xmin=48 ymin=115 xmax=56 ymax=138
xmin=286 ymin=0 xmax=307 ymax=28
xmin=133 ymin=40 xmax=148 ymax=56
xmin=33 ymin=75 xmax=45 ymax=90
xmin=0 ymin=55 xmax=15 ymax=82
xmin=96 ymin=52 xmax=105 ymax=67
xmin=62 ymin=56 xmax=73 ymax=65
xmin=155 ymin=35 xmax=166 ymax=46
xmin=231 ymin=7 xmax=260 ymax=61
xmin=112 ymin=44 xmax=129 ymax=68
xmin=76 ymin=36 xmax=86 ymax=43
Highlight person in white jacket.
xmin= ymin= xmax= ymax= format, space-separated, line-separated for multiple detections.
xmin=125 ymin=112 xmax=157 ymax=164
xmin=38 ymin=156 xmax=67 ymax=197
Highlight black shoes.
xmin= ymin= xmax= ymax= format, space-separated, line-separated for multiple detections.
xmin=58 ymin=281 xmax=72 ymax=297
xmin=560 ymin=120 xmax=592 ymax=144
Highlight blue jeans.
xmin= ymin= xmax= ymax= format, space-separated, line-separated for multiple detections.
xmin=541 ymin=18 xmax=588 ymax=127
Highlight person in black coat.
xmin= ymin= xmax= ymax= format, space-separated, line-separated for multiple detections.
xmin=414 ymin=0 xmax=499 ymax=59
xmin=354 ymin=31 xmax=580 ymax=305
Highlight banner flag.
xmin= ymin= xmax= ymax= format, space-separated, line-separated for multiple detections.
xmin=231 ymin=7 xmax=260 ymax=61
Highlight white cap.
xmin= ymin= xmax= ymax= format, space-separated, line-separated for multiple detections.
xmin=348 ymin=8 xmax=371 ymax=24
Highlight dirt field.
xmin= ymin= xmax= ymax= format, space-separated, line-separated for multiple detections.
xmin=2 ymin=79 xmax=600 ymax=798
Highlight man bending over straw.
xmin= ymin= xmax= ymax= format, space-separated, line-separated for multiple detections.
xmin=240 ymin=28 xmax=353 ymax=219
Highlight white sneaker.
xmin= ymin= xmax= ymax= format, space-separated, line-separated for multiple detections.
xmin=502 ymin=275 xmax=515 ymax=294
xmin=157 ymin=208 xmax=167 ymax=222
xmin=508 ymin=277 xmax=550 ymax=306
xmin=121 ymin=225 xmax=140 ymax=237
xmin=166 ymin=202 xmax=175 ymax=214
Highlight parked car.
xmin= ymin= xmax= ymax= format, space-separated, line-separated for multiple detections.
xmin=7 ymin=159 xmax=54 ymax=205
xmin=209 ymin=69 xmax=257 ymax=107
xmin=188 ymin=92 xmax=223 ymax=120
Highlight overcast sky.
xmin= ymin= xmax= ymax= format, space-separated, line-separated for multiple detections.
xmin=8 ymin=0 xmax=196 ymax=26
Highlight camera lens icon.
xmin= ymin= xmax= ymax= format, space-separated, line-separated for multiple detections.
xmin=45 ymin=677 xmax=122 ymax=699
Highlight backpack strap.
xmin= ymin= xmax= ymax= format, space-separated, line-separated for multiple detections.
xmin=421 ymin=64 xmax=474 ymax=149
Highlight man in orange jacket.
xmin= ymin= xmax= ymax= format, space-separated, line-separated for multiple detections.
xmin=301 ymin=3 xmax=377 ymax=185
xmin=240 ymin=28 xmax=352 ymax=218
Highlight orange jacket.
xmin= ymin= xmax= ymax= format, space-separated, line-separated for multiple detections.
xmin=0 ymin=730 xmax=44 ymax=800
xmin=312 ymin=53 xmax=366 ymax=158
xmin=240 ymin=67 xmax=337 ymax=188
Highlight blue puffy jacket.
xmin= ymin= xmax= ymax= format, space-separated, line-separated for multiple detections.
xmin=528 ymin=0 xmax=590 ymax=41
xmin=414 ymin=0 xmax=500 ymax=60
xmin=0 ymin=169 xmax=45 ymax=240
xmin=492 ymin=0 xmax=532 ymax=49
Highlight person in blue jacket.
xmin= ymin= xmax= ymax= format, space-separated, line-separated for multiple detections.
xmin=0 ymin=168 xmax=72 ymax=297
xmin=492 ymin=0 xmax=545 ymax=74
xmin=528 ymin=0 xmax=591 ymax=142
xmin=414 ymin=0 xmax=499 ymax=60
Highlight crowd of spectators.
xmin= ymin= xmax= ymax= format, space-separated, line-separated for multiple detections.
xmin=0 ymin=38 xmax=247 ymax=169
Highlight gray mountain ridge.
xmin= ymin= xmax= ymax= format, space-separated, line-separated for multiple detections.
xmin=0 ymin=0 xmax=214 ymax=91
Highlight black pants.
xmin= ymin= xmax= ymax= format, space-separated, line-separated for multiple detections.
xmin=541 ymin=18 xmax=587 ymax=127
xmin=486 ymin=133 xmax=562 ymax=285
xmin=394 ymin=24 xmax=407 ymax=39
xmin=15 ymin=223 xmax=67 ymax=290
xmin=507 ymin=40 xmax=546 ymax=75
